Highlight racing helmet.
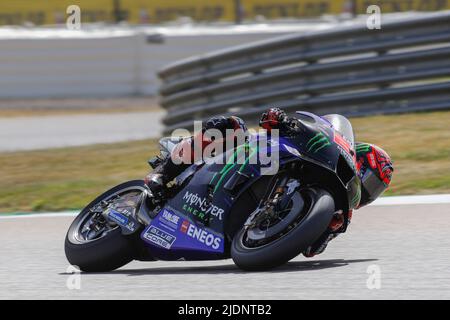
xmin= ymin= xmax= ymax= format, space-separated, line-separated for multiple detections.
xmin=356 ymin=143 xmax=394 ymax=207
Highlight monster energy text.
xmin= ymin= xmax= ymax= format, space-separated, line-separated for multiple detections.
xmin=182 ymin=191 xmax=224 ymax=221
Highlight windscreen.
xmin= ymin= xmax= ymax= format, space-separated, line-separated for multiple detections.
xmin=322 ymin=114 xmax=355 ymax=148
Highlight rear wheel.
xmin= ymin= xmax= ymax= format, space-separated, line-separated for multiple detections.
xmin=65 ymin=180 xmax=145 ymax=272
xmin=231 ymin=187 xmax=335 ymax=271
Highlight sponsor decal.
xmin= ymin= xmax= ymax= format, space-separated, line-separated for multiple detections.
xmin=180 ymin=219 xmax=190 ymax=233
xmin=182 ymin=191 xmax=224 ymax=221
xmin=143 ymin=226 xmax=176 ymax=249
xmin=108 ymin=209 xmax=128 ymax=225
xmin=334 ymin=132 xmax=356 ymax=167
xmin=107 ymin=208 xmax=138 ymax=233
xmin=356 ymin=143 xmax=371 ymax=154
xmin=334 ymin=132 xmax=353 ymax=155
xmin=368 ymin=152 xmax=377 ymax=169
xmin=180 ymin=220 xmax=222 ymax=250
xmin=159 ymin=209 xmax=180 ymax=230
xmin=307 ymin=132 xmax=331 ymax=153
xmin=208 ymin=142 xmax=260 ymax=193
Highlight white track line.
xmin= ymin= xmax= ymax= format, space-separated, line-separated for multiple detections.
xmin=370 ymin=194 xmax=450 ymax=206
xmin=0 ymin=194 xmax=449 ymax=220
xmin=0 ymin=211 xmax=79 ymax=220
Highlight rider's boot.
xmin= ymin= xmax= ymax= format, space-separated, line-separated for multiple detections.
xmin=303 ymin=233 xmax=338 ymax=258
xmin=302 ymin=212 xmax=346 ymax=258
xmin=144 ymin=172 xmax=166 ymax=198
xmin=144 ymin=157 xmax=172 ymax=205
xmin=144 ymin=155 xmax=186 ymax=204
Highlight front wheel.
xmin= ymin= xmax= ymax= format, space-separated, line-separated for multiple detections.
xmin=231 ymin=188 xmax=335 ymax=271
xmin=65 ymin=180 xmax=146 ymax=272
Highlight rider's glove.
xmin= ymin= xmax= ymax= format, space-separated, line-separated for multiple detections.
xmin=259 ymin=107 xmax=289 ymax=131
xmin=204 ymin=116 xmax=247 ymax=135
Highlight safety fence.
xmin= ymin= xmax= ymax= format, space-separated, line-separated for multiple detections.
xmin=158 ymin=11 xmax=450 ymax=133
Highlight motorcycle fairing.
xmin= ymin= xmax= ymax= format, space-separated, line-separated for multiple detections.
xmin=141 ymin=207 xmax=225 ymax=260
xmin=140 ymin=139 xmax=266 ymax=260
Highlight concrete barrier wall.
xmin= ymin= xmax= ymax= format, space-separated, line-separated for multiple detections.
xmin=0 ymin=30 xmax=291 ymax=98
xmin=0 ymin=34 xmax=144 ymax=98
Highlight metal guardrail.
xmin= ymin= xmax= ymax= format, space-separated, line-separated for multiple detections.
xmin=158 ymin=12 xmax=450 ymax=133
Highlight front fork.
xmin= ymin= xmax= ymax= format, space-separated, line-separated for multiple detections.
xmin=263 ymin=162 xmax=299 ymax=209
xmin=245 ymin=164 xmax=298 ymax=229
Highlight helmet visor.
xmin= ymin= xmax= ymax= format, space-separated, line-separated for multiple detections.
xmin=361 ymin=169 xmax=388 ymax=202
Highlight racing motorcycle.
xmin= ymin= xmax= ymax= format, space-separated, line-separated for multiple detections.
xmin=65 ymin=112 xmax=361 ymax=271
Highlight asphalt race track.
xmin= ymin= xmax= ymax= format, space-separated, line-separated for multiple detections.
xmin=1 ymin=201 xmax=449 ymax=299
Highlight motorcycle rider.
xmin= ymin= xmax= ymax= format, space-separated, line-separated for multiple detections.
xmin=145 ymin=115 xmax=248 ymax=199
xmin=145 ymin=108 xmax=393 ymax=257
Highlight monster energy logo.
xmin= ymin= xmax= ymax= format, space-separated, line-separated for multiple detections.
xmin=356 ymin=143 xmax=371 ymax=154
xmin=209 ymin=144 xmax=257 ymax=194
xmin=182 ymin=191 xmax=224 ymax=220
xmin=307 ymin=132 xmax=331 ymax=153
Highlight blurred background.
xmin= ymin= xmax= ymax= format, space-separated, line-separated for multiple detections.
xmin=0 ymin=0 xmax=449 ymax=213
xmin=1 ymin=0 xmax=449 ymax=25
